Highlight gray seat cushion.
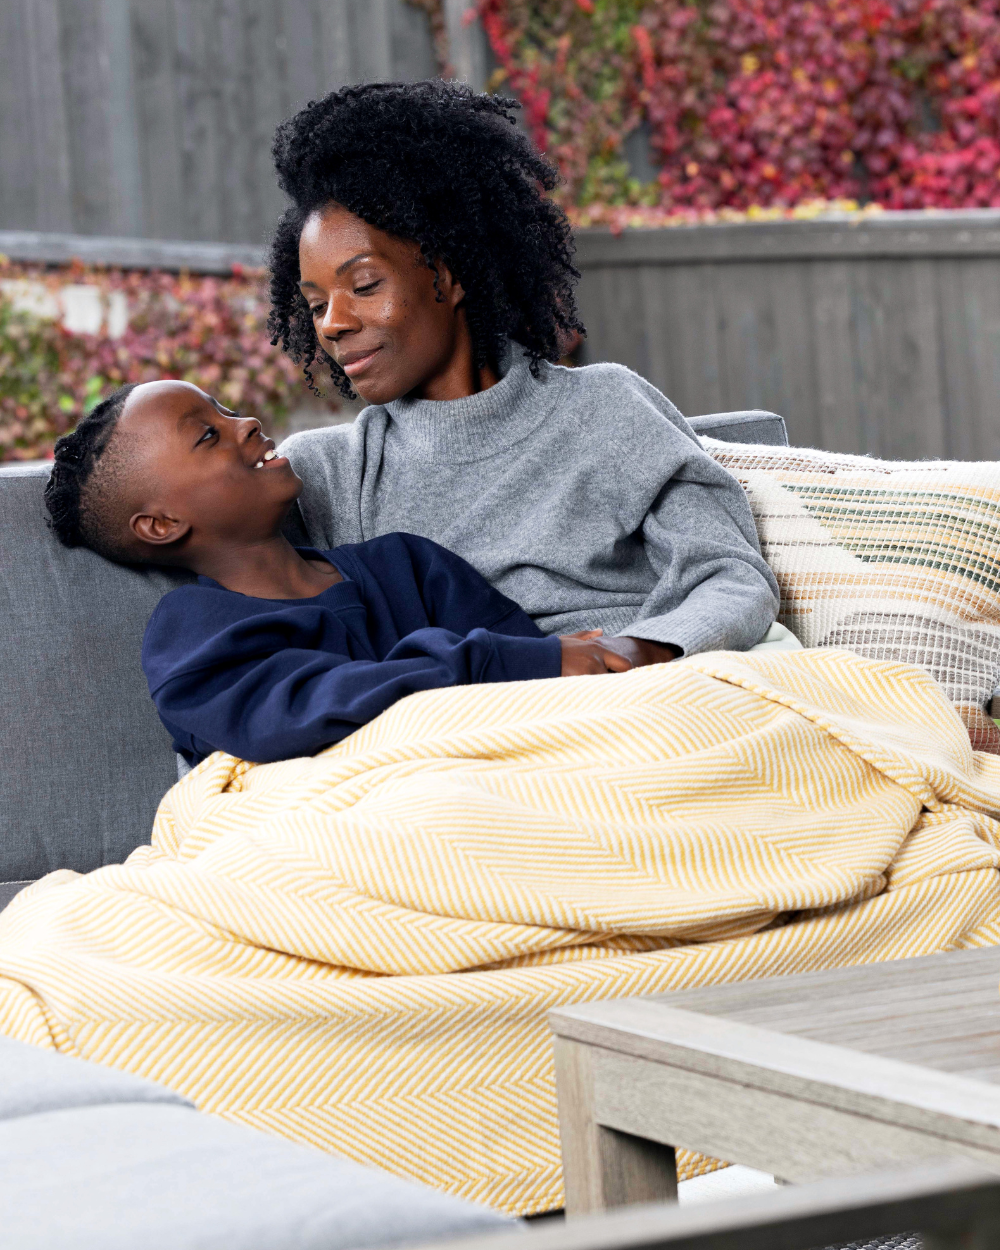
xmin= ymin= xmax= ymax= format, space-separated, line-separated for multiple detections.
xmin=689 ymin=410 xmax=789 ymax=445
xmin=0 ymin=1101 xmax=514 ymax=1250
xmin=1 ymin=463 xmax=192 ymax=884
xmin=0 ymin=1036 xmax=191 ymax=1120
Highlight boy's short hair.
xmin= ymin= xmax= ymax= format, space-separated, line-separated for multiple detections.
xmin=44 ymin=383 xmax=144 ymax=564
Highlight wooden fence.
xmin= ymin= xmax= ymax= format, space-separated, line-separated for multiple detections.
xmin=0 ymin=0 xmax=455 ymax=246
xmin=4 ymin=207 xmax=1000 ymax=461
xmin=574 ymin=212 xmax=1000 ymax=462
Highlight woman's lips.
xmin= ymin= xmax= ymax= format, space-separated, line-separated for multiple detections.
xmin=340 ymin=346 xmax=382 ymax=377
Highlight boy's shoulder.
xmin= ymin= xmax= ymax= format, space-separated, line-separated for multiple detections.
xmin=145 ymin=581 xmax=246 ymax=638
xmin=333 ymin=531 xmax=451 ymax=575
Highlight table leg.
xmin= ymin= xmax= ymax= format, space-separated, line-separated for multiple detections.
xmin=553 ymin=1036 xmax=678 ymax=1216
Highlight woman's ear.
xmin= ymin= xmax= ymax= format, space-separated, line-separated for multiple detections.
xmin=130 ymin=511 xmax=192 ymax=548
xmin=433 ymin=259 xmax=466 ymax=309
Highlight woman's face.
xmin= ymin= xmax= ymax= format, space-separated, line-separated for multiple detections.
xmin=297 ymin=204 xmax=469 ymax=405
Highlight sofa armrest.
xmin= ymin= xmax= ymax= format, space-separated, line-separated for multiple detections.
xmin=688 ymin=411 xmax=789 ymax=446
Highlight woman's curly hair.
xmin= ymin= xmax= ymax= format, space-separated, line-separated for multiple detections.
xmin=267 ymin=80 xmax=584 ymax=398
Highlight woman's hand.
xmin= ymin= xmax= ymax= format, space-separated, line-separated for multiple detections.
xmin=598 ymin=637 xmax=680 ymax=668
xmin=559 ymin=630 xmax=634 ymax=677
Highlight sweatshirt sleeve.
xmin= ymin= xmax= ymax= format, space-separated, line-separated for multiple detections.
xmin=144 ymin=599 xmax=561 ymax=765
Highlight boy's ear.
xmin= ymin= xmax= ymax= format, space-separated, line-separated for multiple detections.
xmin=130 ymin=511 xmax=191 ymax=548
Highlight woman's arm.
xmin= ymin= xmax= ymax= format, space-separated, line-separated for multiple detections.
xmin=568 ymin=366 xmax=778 ymax=659
xmin=620 ymin=464 xmax=779 ymax=656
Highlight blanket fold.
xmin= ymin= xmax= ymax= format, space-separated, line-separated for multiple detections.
xmin=2 ymin=650 xmax=1000 ymax=1213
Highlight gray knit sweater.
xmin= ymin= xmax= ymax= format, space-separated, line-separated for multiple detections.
xmin=280 ymin=349 xmax=778 ymax=656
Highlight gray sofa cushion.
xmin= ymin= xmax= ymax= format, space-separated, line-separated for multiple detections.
xmin=1 ymin=463 xmax=192 ymax=883
xmin=0 ymin=1036 xmax=192 ymax=1120
xmin=689 ymin=409 xmax=789 ymax=445
xmin=0 ymin=1101 xmax=513 ymax=1250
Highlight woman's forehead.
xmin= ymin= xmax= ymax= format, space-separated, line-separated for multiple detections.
xmin=299 ymin=206 xmax=416 ymax=274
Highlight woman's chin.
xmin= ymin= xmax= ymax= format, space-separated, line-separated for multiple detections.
xmin=350 ymin=379 xmax=401 ymax=407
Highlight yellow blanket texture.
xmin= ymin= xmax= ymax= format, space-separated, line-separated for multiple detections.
xmin=3 ymin=649 xmax=1000 ymax=1215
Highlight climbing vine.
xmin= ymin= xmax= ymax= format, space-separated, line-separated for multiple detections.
xmin=476 ymin=0 xmax=1000 ymax=213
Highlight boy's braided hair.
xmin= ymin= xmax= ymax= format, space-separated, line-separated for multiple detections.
xmin=267 ymin=79 xmax=585 ymax=398
xmin=44 ymin=383 xmax=141 ymax=562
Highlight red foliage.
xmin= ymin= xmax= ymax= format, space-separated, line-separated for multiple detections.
xmin=478 ymin=0 xmax=1000 ymax=212
xmin=0 ymin=261 xmax=334 ymax=462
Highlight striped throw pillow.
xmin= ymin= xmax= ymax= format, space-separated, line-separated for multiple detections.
xmin=704 ymin=440 xmax=1000 ymax=753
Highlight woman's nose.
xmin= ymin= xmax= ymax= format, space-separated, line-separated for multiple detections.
xmin=319 ymin=292 xmax=361 ymax=341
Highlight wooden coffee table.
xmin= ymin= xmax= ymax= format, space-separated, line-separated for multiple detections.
xmin=549 ymin=945 xmax=1000 ymax=1216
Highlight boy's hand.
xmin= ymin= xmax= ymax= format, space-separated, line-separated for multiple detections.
xmin=598 ymin=637 xmax=680 ymax=667
xmin=559 ymin=630 xmax=634 ymax=677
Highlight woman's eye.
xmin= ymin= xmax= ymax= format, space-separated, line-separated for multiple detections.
xmin=355 ymin=280 xmax=380 ymax=294
xmin=195 ymin=425 xmax=218 ymax=448
xmin=309 ymin=304 xmax=325 ymax=319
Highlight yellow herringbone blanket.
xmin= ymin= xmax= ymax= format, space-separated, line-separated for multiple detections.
xmin=3 ymin=650 xmax=1000 ymax=1214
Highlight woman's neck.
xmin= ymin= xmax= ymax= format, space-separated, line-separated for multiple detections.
xmin=192 ymin=535 xmax=342 ymax=599
xmin=410 ymin=308 xmax=500 ymax=401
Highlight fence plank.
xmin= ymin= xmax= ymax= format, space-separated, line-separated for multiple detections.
xmin=102 ymin=0 xmax=145 ymax=236
xmin=0 ymin=1 xmax=40 ymax=230
xmin=936 ymin=260 xmax=1000 ymax=463
xmin=19 ymin=0 xmax=73 ymax=232
xmin=636 ymin=263 xmax=724 ymax=416
xmin=810 ymin=260 xmax=864 ymax=455
xmin=58 ymin=0 xmax=118 ymax=236
xmin=130 ymin=0 xmax=185 ymax=240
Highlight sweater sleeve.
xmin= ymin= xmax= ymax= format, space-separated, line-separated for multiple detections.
xmin=145 ymin=602 xmax=560 ymax=765
xmin=600 ymin=371 xmax=780 ymax=655
xmin=621 ymin=470 xmax=779 ymax=655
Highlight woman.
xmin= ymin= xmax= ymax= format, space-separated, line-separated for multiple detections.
xmin=269 ymin=80 xmax=783 ymax=666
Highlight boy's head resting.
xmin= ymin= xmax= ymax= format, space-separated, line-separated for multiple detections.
xmin=44 ymin=380 xmax=301 ymax=569
xmin=267 ymin=79 xmax=584 ymax=405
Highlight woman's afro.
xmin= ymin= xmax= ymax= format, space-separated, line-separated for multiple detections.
xmin=267 ymin=80 xmax=585 ymax=397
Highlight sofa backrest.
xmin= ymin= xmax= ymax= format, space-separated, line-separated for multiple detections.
xmin=1 ymin=463 xmax=192 ymax=901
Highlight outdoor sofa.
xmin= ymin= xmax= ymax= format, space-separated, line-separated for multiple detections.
xmin=3 ymin=406 xmax=1000 ymax=1248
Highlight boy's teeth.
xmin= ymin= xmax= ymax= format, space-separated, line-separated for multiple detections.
xmin=263 ymin=449 xmax=276 ymax=461
xmin=255 ymin=461 xmax=263 ymax=469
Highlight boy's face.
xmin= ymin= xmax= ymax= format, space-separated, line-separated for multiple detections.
xmin=119 ymin=380 xmax=301 ymax=557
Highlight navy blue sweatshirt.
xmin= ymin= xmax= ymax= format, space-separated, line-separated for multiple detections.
xmin=142 ymin=533 xmax=563 ymax=766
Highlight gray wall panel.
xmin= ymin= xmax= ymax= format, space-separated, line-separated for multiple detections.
xmin=576 ymin=216 xmax=1000 ymax=460
xmin=2 ymin=0 xmax=440 ymax=245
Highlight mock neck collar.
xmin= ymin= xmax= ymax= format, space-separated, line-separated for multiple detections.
xmin=383 ymin=344 xmax=561 ymax=463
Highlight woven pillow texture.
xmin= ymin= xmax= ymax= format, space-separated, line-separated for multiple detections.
xmin=704 ymin=440 xmax=1000 ymax=754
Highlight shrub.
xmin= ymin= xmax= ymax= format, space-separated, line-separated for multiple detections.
xmin=0 ymin=260 xmax=334 ymax=462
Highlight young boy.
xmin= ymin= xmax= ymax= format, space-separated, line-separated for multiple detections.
xmin=44 ymin=380 xmax=635 ymax=766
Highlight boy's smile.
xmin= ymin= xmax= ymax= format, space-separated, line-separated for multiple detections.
xmin=117 ymin=379 xmax=301 ymax=554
